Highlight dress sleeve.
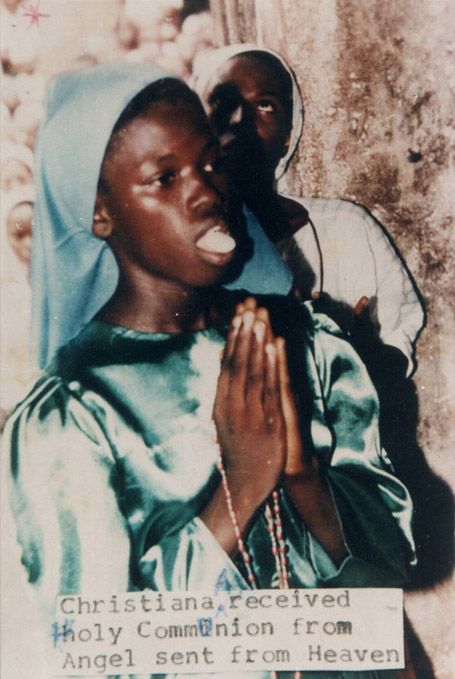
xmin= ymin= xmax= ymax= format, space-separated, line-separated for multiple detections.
xmin=3 ymin=377 xmax=249 ymax=616
xmin=139 ymin=518 xmax=247 ymax=592
xmin=307 ymin=311 xmax=416 ymax=586
xmin=357 ymin=205 xmax=424 ymax=376
xmin=2 ymin=378 xmax=132 ymax=623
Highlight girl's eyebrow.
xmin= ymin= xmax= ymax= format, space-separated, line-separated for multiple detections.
xmin=138 ymin=136 xmax=220 ymax=170
xmin=154 ymin=153 xmax=175 ymax=163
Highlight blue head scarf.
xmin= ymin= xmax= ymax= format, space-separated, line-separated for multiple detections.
xmin=32 ymin=62 xmax=292 ymax=367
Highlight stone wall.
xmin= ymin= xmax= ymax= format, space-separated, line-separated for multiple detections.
xmin=210 ymin=0 xmax=454 ymax=676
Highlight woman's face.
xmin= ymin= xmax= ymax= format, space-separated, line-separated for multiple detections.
xmin=98 ymin=99 xmax=240 ymax=289
xmin=204 ymin=54 xmax=292 ymax=172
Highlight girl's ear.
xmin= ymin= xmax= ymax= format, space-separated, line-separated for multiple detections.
xmin=92 ymin=194 xmax=114 ymax=239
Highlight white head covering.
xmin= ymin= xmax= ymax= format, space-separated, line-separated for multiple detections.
xmin=191 ymin=43 xmax=304 ymax=180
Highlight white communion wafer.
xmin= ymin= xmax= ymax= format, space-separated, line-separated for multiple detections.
xmin=196 ymin=226 xmax=236 ymax=254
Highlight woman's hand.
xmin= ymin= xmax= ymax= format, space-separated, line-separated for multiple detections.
xmin=213 ymin=298 xmax=286 ymax=508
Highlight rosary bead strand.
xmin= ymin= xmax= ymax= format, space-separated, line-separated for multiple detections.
xmin=265 ymin=500 xmax=286 ymax=588
xmin=272 ymin=489 xmax=290 ymax=588
xmin=214 ymin=434 xmax=301 ymax=678
xmin=216 ymin=448 xmax=257 ymax=588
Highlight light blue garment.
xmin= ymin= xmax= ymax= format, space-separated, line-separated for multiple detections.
xmin=31 ymin=62 xmax=292 ymax=368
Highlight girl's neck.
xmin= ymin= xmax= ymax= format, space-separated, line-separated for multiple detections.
xmin=96 ymin=271 xmax=228 ymax=334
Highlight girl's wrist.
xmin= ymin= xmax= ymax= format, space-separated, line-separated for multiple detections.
xmin=283 ymin=459 xmax=321 ymax=488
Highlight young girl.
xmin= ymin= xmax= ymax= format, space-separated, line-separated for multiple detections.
xmin=191 ymin=44 xmax=424 ymax=378
xmin=3 ymin=62 xmax=414 ymax=678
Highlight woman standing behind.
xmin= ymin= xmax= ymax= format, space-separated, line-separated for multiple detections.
xmin=192 ymin=44 xmax=424 ymax=379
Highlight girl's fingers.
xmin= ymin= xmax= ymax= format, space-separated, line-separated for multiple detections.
xmin=217 ymin=304 xmax=247 ymax=412
xmin=219 ymin=302 xmax=275 ymax=424
xmin=216 ymin=309 xmax=255 ymax=419
xmin=276 ymin=337 xmax=292 ymax=401
xmin=223 ymin=298 xmax=257 ymax=363
xmin=243 ymin=297 xmax=257 ymax=312
xmin=246 ymin=319 xmax=266 ymax=407
xmin=264 ymin=341 xmax=280 ymax=429
xmin=255 ymin=306 xmax=274 ymax=343
xmin=228 ymin=310 xmax=255 ymax=406
xmin=276 ymin=337 xmax=306 ymax=475
xmin=223 ymin=313 xmax=242 ymax=363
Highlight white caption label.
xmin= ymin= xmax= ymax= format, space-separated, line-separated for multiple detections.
xmin=50 ymin=588 xmax=404 ymax=675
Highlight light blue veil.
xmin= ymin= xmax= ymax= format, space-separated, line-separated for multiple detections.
xmin=32 ymin=62 xmax=292 ymax=367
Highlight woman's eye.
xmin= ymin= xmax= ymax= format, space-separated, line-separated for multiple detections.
xmin=203 ymin=157 xmax=225 ymax=174
xmin=257 ymin=100 xmax=275 ymax=113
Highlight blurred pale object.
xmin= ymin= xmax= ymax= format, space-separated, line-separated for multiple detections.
xmin=157 ymin=40 xmax=187 ymax=76
xmin=2 ymin=73 xmax=20 ymax=112
xmin=176 ymin=31 xmax=198 ymax=64
xmin=4 ymin=185 xmax=35 ymax=267
xmin=179 ymin=12 xmax=214 ymax=66
xmin=0 ymin=187 xmax=35 ymax=411
xmin=115 ymin=14 xmax=139 ymax=51
xmin=3 ymin=0 xmax=22 ymax=11
xmin=192 ymin=47 xmax=216 ymax=80
xmin=15 ymin=73 xmax=46 ymax=106
xmin=1 ymin=142 xmax=34 ymax=192
xmin=124 ymin=0 xmax=162 ymax=42
xmin=123 ymin=42 xmax=160 ymax=64
xmin=9 ymin=101 xmax=43 ymax=148
xmin=67 ymin=54 xmax=99 ymax=72
xmin=124 ymin=0 xmax=183 ymax=24
xmin=159 ymin=20 xmax=179 ymax=42
xmin=161 ymin=0 xmax=184 ymax=11
xmin=1 ymin=102 xmax=12 ymax=128
xmin=182 ymin=11 xmax=214 ymax=41
xmin=1 ymin=3 xmax=39 ymax=74
xmin=84 ymin=32 xmax=114 ymax=62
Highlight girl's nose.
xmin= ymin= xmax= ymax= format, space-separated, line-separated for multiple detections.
xmin=185 ymin=170 xmax=221 ymax=217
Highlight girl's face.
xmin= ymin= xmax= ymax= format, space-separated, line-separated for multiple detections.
xmin=97 ymin=99 xmax=239 ymax=289
xmin=204 ymin=54 xmax=292 ymax=172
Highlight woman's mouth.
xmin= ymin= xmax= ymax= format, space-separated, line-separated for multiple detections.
xmin=195 ymin=224 xmax=236 ymax=264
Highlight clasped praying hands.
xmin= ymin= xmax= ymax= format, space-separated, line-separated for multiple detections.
xmin=213 ymin=297 xmax=311 ymax=506
xmin=209 ymin=297 xmax=347 ymax=566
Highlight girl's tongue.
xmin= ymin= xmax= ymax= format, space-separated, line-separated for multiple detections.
xmin=196 ymin=225 xmax=236 ymax=254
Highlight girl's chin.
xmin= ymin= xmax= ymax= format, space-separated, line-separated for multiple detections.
xmin=196 ymin=247 xmax=236 ymax=268
xmin=190 ymin=254 xmax=240 ymax=290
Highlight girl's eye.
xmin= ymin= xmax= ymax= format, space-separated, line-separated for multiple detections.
xmin=150 ymin=171 xmax=176 ymax=188
xmin=257 ymin=100 xmax=275 ymax=113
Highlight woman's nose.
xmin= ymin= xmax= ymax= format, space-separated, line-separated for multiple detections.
xmin=208 ymin=82 xmax=250 ymax=137
xmin=229 ymin=103 xmax=246 ymax=126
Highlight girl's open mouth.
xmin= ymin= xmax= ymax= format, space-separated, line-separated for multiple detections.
xmin=195 ymin=225 xmax=236 ymax=262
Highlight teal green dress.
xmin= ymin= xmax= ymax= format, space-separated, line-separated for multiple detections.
xmin=4 ymin=300 xmax=415 ymax=678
